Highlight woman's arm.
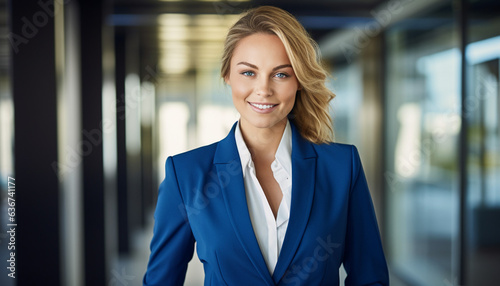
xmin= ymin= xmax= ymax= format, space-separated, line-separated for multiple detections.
xmin=143 ymin=156 xmax=196 ymax=286
xmin=343 ymin=146 xmax=389 ymax=286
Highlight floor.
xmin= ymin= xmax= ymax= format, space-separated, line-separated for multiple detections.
xmin=112 ymin=216 xmax=205 ymax=286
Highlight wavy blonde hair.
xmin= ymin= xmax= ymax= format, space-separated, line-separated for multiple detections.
xmin=221 ymin=6 xmax=335 ymax=144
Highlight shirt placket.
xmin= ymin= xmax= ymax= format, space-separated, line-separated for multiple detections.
xmin=249 ymin=161 xmax=279 ymax=274
xmin=272 ymin=160 xmax=291 ymax=258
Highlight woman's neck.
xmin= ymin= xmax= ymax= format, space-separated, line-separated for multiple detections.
xmin=239 ymin=119 xmax=287 ymax=161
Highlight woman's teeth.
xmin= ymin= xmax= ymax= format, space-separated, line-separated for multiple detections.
xmin=250 ymin=103 xmax=275 ymax=109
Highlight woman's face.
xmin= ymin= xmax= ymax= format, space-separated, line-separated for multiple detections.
xmin=225 ymin=33 xmax=299 ymax=132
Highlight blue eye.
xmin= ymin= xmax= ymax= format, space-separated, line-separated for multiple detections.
xmin=241 ymin=71 xmax=255 ymax=76
xmin=275 ymin=72 xmax=288 ymax=78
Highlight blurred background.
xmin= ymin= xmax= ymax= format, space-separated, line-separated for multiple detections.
xmin=0 ymin=0 xmax=499 ymax=285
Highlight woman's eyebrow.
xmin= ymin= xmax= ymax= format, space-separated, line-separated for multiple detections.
xmin=272 ymin=64 xmax=292 ymax=72
xmin=236 ymin=62 xmax=292 ymax=71
xmin=237 ymin=62 xmax=258 ymax=69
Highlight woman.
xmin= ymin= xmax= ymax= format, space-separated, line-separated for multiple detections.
xmin=144 ymin=6 xmax=389 ymax=286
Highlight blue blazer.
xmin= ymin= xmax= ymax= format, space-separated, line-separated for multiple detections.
xmin=144 ymin=121 xmax=389 ymax=286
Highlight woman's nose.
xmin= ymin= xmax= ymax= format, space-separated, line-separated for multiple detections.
xmin=255 ymin=77 xmax=273 ymax=97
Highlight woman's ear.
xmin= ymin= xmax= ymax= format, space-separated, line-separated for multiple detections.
xmin=224 ymin=75 xmax=231 ymax=85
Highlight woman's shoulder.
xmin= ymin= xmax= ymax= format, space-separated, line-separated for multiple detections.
xmin=312 ymin=141 xmax=362 ymax=164
xmin=169 ymin=141 xmax=219 ymax=168
xmin=313 ymin=141 xmax=357 ymax=154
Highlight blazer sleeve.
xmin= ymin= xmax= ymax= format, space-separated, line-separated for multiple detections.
xmin=143 ymin=156 xmax=196 ymax=286
xmin=343 ymin=146 xmax=389 ymax=286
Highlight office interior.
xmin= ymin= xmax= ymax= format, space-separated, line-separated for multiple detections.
xmin=0 ymin=0 xmax=499 ymax=285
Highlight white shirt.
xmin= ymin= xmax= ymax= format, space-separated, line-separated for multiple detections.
xmin=234 ymin=120 xmax=292 ymax=275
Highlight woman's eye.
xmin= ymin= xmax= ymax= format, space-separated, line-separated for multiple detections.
xmin=241 ymin=71 xmax=255 ymax=76
xmin=275 ymin=72 xmax=288 ymax=78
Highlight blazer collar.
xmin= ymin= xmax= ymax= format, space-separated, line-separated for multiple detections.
xmin=273 ymin=121 xmax=317 ymax=284
xmin=213 ymin=120 xmax=317 ymax=285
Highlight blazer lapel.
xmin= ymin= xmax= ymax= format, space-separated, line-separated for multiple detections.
xmin=213 ymin=123 xmax=275 ymax=286
xmin=272 ymin=122 xmax=317 ymax=283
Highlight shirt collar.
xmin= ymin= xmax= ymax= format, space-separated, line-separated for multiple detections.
xmin=234 ymin=119 xmax=292 ymax=175
xmin=274 ymin=120 xmax=292 ymax=176
xmin=235 ymin=121 xmax=252 ymax=171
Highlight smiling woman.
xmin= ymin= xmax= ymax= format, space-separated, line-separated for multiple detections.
xmin=225 ymin=33 xmax=298 ymax=137
xmin=144 ymin=6 xmax=389 ymax=286
xmin=221 ymin=6 xmax=335 ymax=144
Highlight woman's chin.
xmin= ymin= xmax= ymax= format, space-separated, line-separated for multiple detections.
xmin=241 ymin=117 xmax=287 ymax=131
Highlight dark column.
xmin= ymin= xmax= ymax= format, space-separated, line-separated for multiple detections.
xmin=141 ymin=93 xmax=159 ymax=222
xmin=139 ymin=41 xmax=157 ymax=226
xmin=457 ymin=0 xmax=469 ymax=284
xmin=78 ymin=0 xmax=106 ymax=284
xmin=10 ymin=0 xmax=60 ymax=285
xmin=141 ymin=113 xmax=154 ymax=226
xmin=125 ymin=31 xmax=143 ymax=234
xmin=115 ymin=29 xmax=130 ymax=254
xmin=139 ymin=39 xmax=156 ymax=227
xmin=360 ymin=34 xmax=385 ymax=234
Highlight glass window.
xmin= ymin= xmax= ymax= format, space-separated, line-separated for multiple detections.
xmin=328 ymin=61 xmax=363 ymax=145
xmin=465 ymin=0 xmax=500 ymax=284
xmin=384 ymin=2 xmax=461 ymax=284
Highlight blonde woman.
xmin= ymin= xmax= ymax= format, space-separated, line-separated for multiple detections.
xmin=144 ymin=6 xmax=388 ymax=286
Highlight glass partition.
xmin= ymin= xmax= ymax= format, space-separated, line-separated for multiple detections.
xmin=384 ymin=2 xmax=461 ymax=284
xmin=465 ymin=0 xmax=500 ymax=284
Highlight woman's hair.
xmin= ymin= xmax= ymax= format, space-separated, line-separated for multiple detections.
xmin=221 ymin=6 xmax=335 ymax=144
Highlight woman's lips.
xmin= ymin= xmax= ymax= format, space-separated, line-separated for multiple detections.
xmin=248 ymin=102 xmax=279 ymax=113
